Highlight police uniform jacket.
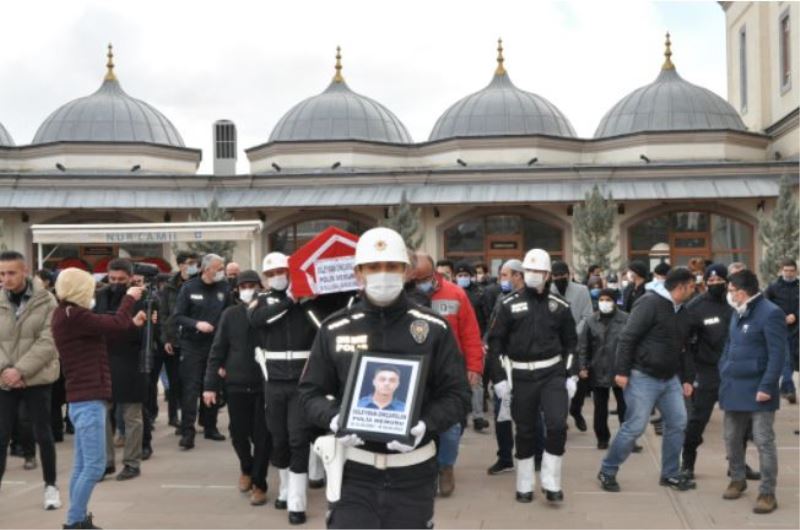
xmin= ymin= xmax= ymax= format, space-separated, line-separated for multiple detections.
xmin=298 ymin=293 xmax=471 ymax=455
xmin=248 ymin=288 xmax=323 ymax=381
xmin=173 ymin=277 xmax=230 ymax=345
xmin=686 ymin=291 xmax=733 ymax=368
xmin=205 ymin=302 xmax=262 ymax=394
xmin=487 ymin=286 xmax=578 ymax=384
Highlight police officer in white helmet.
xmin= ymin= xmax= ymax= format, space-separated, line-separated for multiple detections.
xmin=299 ymin=227 xmax=470 ymax=528
xmin=487 ymin=248 xmax=578 ymax=503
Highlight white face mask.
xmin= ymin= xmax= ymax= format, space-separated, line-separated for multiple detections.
xmin=626 ymin=271 xmax=636 ymax=283
xmin=90 ymin=298 xmax=96 ymax=310
xmin=238 ymin=289 xmax=256 ymax=303
xmin=621 ymin=279 xmax=630 ymax=289
xmin=364 ymin=272 xmax=405 ymax=306
xmin=213 ymin=271 xmax=225 ymax=283
xmin=269 ymin=274 xmax=288 ymax=291
xmin=598 ymin=300 xmax=615 ymax=314
xmin=727 ymin=292 xmax=745 ymax=314
xmin=524 ymin=271 xmax=545 ymax=290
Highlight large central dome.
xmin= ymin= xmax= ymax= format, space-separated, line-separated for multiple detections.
xmin=32 ymin=45 xmax=185 ymax=147
xmin=429 ymin=40 xmax=576 ymax=141
xmin=269 ymin=48 xmax=412 ymax=144
xmin=594 ymin=33 xmax=746 ymax=138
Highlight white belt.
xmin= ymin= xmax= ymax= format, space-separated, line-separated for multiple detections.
xmin=346 ymin=442 xmax=436 ymax=470
xmin=511 ymin=355 xmax=562 ymax=371
xmin=263 ymin=350 xmax=310 ymax=361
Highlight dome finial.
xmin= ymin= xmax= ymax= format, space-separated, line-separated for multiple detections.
xmin=105 ymin=43 xmax=117 ymax=81
xmin=662 ymin=32 xmax=675 ymax=70
xmin=495 ymin=38 xmax=506 ymax=75
xmin=333 ymin=46 xmax=344 ymax=83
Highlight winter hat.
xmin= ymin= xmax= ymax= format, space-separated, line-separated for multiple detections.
xmin=628 ymin=261 xmax=648 ymax=279
xmin=55 ymin=268 xmax=96 ymax=309
xmin=551 ymin=261 xmax=570 ymax=277
xmin=237 ymin=270 xmax=262 ymax=287
xmin=703 ymin=263 xmax=728 ymax=282
xmin=454 ymin=261 xmax=475 ymax=276
xmin=599 ymin=288 xmax=617 ymax=300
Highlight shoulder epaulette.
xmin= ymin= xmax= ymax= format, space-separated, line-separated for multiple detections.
xmin=501 ymin=292 xmax=521 ymax=305
xmin=548 ymin=294 xmax=570 ymax=308
xmin=407 ymin=308 xmax=448 ymax=329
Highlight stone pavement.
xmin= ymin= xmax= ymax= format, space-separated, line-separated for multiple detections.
xmin=1 ymin=396 xmax=797 ymax=529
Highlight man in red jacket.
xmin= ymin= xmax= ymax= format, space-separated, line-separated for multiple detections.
xmin=409 ymin=252 xmax=483 ymax=497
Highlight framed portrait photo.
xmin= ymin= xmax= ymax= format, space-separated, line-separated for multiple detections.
xmin=338 ymin=351 xmax=428 ymax=445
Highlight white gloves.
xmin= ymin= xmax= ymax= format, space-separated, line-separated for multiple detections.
xmin=330 ymin=414 xmax=364 ymax=447
xmin=566 ymin=376 xmax=578 ymax=400
xmin=497 ymin=395 xmax=512 ymax=422
xmin=493 ymin=380 xmax=511 ymax=400
xmin=386 ymin=421 xmax=426 ymax=453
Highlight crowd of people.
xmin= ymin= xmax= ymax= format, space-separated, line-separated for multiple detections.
xmin=0 ymin=230 xmax=797 ymax=529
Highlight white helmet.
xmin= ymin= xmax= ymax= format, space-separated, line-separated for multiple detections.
xmin=354 ymin=227 xmax=410 ymax=266
xmin=262 ymin=252 xmax=289 ymax=272
xmin=523 ymin=248 xmax=551 ymax=272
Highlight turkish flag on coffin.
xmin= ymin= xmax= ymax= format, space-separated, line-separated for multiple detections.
xmin=288 ymin=226 xmax=360 ymax=298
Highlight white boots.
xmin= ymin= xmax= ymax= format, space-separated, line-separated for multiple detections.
xmin=515 ymin=457 xmax=535 ymax=503
xmin=540 ymin=452 xmax=564 ymax=502
xmin=287 ymin=471 xmax=308 ymax=525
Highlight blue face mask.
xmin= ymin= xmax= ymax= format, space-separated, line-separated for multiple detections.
xmin=186 ymin=265 xmax=199 ymax=276
xmin=416 ymin=281 xmax=434 ymax=294
xmin=590 ymin=288 xmax=602 ymax=299
xmin=456 ymin=277 xmax=471 ymax=288
xmin=500 ymin=280 xmax=512 ymax=293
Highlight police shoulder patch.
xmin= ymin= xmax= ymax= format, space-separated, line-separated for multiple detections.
xmin=548 ymin=294 xmax=569 ymax=308
xmin=548 ymin=299 xmax=559 ymax=313
xmin=217 ymin=292 xmax=225 ymax=302
xmin=501 ymin=292 xmax=521 ymax=305
xmin=410 ymin=319 xmax=430 ymax=344
xmin=327 ymin=317 xmax=351 ymax=331
xmin=407 ymin=308 xmax=448 ymax=329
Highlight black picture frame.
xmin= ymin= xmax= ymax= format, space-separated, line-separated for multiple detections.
xmin=337 ymin=351 xmax=428 ymax=445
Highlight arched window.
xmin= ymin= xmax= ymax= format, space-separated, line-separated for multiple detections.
xmin=269 ymin=218 xmax=372 ymax=254
xmin=444 ymin=214 xmax=563 ymax=274
xmin=628 ymin=211 xmax=754 ymax=268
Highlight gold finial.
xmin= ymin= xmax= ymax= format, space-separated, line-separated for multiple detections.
xmin=662 ymin=32 xmax=675 ymax=70
xmin=105 ymin=43 xmax=117 ymax=81
xmin=495 ymin=38 xmax=506 ymax=75
xmin=333 ymin=46 xmax=344 ymax=83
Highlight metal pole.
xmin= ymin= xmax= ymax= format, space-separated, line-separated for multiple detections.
xmin=37 ymin=243 xmax=43 ymax=270
xmin=250 ymin=239 xmax=256 ymax=270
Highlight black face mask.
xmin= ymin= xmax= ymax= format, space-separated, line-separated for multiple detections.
xmin=708 ymin=283 xmax=726 ymax=300
xmin=554 ymin=278 xmax=569 ymax=295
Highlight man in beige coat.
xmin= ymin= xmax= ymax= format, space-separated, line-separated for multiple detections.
xmin=0 ymin=250 xmax=61 ymax=510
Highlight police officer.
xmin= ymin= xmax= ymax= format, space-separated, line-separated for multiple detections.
xmin=173 ymin=253 xmax=230 ymax=450
xmin=249 ymin=252 xmax=322 ymax=525
xmin=298 ymin=227 xmax=470 ymax=529
xmin=487 ymin=249 xmax=578 ymax=503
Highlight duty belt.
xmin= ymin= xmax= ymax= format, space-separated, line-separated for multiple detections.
xmin=346 ymin=442 xmax=436 ymax=470
xmin=510 ymin=354 xmax=562 ymax=371
xmin=263 ymin=350 xmax=311 ymax=361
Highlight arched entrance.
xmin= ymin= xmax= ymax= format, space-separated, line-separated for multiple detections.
xmin=268 ymin=215 xmax=373 ymax=254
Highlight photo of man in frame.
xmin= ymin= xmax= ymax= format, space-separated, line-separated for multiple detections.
xmin=357 ymin=365 xmax=407 ymax=412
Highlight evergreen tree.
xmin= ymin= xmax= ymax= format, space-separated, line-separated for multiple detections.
xmin=759 ymin=174 xmax=799 ymax=281
xmin=382 ymin=191 xmax=423 ymax=250
xmin=174 ymin=198 xmax=236 ymax=261
xmin=572 ymin=184 xmax=617 ymax=275
xmin=0 ymin=219 xmax=7 ymax=251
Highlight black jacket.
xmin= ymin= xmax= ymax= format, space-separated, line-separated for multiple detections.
xmin=622 ymin=282 xmax=647 ymax=313
xmin=95 ymin=286 xmax=147 ymax=403
xmin=685 ymin=291 xmax=733 ymax=368
xmin=204 ymin=303 xmax=262 ymax=393
xmin=298 ymin=294 xmax=470 ymax=454
xmin=160 ymin=272 xmax=189 ymax=346
xmin=487 ymin=287 xmax=578 ymax=383
xmin=462 ymin=283 xmax=488 ymax=335
xmin=615 ymin=290 xmax=693 ymax=382
xmin=765 ymin=277 xmax=799 ymax=337
xmin=248 ymin=289 xmax=323 ymax=381
xmin=173 ymin=277 xmax=230 ymax=344
xmin=578 ymin=309 xmax=629 ymax=388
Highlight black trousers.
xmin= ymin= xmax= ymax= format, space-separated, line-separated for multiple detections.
xmin=569 ymin=377 xmax=591 ymax=417
xmin=328 ymin=459 xmax=436 ymax=529
xmin=179 ymin=342 xmax=218 ymax=434
xmin=50 ymin=373 xmax=66 ymax=440
xmin=0 ymin=385 xmax=57 ymax=485
xmin=511 ymin=370 xmax=568 ymax=458
xmin=592 ymin=386 xmax=626 ymax=443
xmin=147 ymin=350 xmax=181 ymax=424
xmin=227 ymin=391 xmax=271 ymax=491
xmin=682 ymin=365 xmax=720 ymax=469
xmin=492 ymin=396 xmax=514 ymax=464
xmin=13 ymin=401 xmax=35 ymax=457
xmin=265 ymin=380 xmax=310 ymax=473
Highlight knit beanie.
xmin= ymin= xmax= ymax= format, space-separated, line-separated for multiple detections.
xmin=55 ymin=268 xmax=96 ymax=309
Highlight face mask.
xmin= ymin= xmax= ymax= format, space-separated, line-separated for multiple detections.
xmin=364 ymin=272 xmax=405 ymax=306
xmin=598 ymin=300 xmax=615 ymax=314
xmin=269 ymin=274 xmax=289 ymax=291
xmin=590 ymin=288 xmax=602 ymax=299
xmin=626 ymin=271 xmax=636 ymax=283
xmin=608 ymin=282 xmax=619 ymax=290
xmin=500 ymin=280 xmax=512 ymax=293
xmin=90 ymin=298 xmax=96 ymax=310
xmin=727 ymin=292 xmax=741 ymax=311
xmin=708 ymin=283 xmax=726 ymax=299
xmin=456 ymin=277 xmax=471 ymax=288
xmin=524 ymin=271 xmax=545 ymax=290
xmin=416 ymin=280 xmax=434 ymax=294
xmin=695 ymin=274 xmax=704 ymax=284
xmin=554 ymin=278 xmax=569 ymax=295
xmin=621 ymin=280 xmax=630 ymax=289
xmin=213 ymin=271 xmax=225 ymax=283
xmin=238 ymin=288 xmax=255 ymax=304
xmin=186 ymin=265 xmax=199 ymax=276
xmin=110 ymin=283 xmax=127 ymax=293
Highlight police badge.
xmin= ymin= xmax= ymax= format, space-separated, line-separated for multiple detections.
xmin=548 ymin=300 xmax=559 ymax=313
xmin=410 ymin=320 xmax=429 ymax=344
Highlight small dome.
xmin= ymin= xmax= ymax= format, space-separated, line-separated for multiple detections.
xmin=32 ymin=45 xmax=185 ymax=147
xmin=269 ymin=47 xmax=412 ymax=144
xmin=429 ymin=40 xmax=576 ymax=141
xmin=594 ymin=33 xmax=746 ymax=138
xmin=0 ymin=122 xmax=13 ymax=146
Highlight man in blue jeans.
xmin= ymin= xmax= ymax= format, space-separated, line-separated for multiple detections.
xmin=598 ymin=268 xmax=696 ymax=492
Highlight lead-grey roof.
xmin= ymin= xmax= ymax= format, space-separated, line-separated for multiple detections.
xmin=0 ymin=122 xmax=13 ymax=146
xmin=429 ymin=72 xmax=576 ymax=141
xmin=594 ymin=68 xmax=747 ymax=138
xmin=269 ymin=80 xmax=412 ymax=144
xmin=32 ymin=78 xmax=185 ymax=146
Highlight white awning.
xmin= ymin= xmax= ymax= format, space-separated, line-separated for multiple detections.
xmin=31 ymin=221 xmax=263 ymax=244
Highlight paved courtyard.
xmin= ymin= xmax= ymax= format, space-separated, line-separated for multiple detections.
xmin=1 ymin=395 xmax=798 ymax=529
